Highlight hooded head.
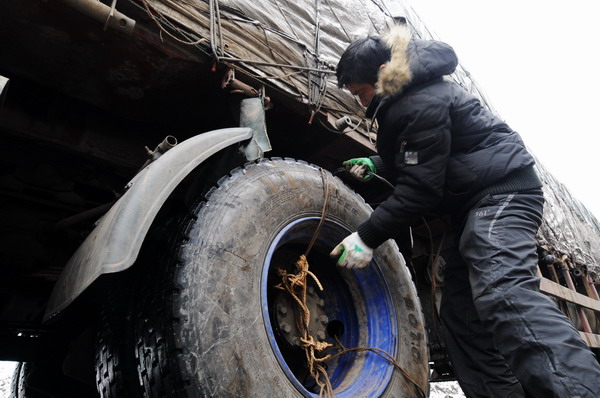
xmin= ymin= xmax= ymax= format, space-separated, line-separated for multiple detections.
xmin=337 ymin=25 xmax=459 ymax=99
xmin=336 ymin=36 xmax=391 ymax=88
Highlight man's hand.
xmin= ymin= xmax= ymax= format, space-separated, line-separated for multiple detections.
xmin=330 ymin=232 xmax=373 ymax=269
xmin=343 ymin=158 xmax=375 ymax=181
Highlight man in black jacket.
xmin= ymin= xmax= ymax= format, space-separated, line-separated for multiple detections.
xmin=331 ymin=25 xmax=600 ymax=397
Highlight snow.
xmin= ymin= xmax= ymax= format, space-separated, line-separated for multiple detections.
xmin=0 ymin=362 xmax=17 ymax=398
xmin=430 ymin=381 xmax=466 ymax=397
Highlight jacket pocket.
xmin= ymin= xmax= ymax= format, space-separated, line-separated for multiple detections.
xmin=397 ymin=131 xmax=440 ymax=167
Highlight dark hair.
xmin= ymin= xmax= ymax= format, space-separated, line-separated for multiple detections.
xmin=336 ymin=36 xmax=391 ymax=88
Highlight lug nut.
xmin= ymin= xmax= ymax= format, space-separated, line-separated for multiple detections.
xmin=281 ymin=322 xmax=291 ymax=333
xmin=277 ymin=305 xmax=288 ymax=315
xmin=320 ymin=315 xmax=329 ymax=325
xmin=317 ymin=331 xmax=326 ymax=340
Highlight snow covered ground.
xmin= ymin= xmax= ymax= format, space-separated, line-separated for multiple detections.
xmin=0 ymin=362 xmax=16 ymax=398
xmin=430 ymin=381 xmax=466 ymax=397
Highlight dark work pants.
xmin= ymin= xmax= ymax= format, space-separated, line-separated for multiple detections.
xmin=440 ymin=190 xmax=600 ymax=398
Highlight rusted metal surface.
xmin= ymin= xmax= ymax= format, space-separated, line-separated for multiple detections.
xmin=140 ymin=135 xmax=178 ymax=169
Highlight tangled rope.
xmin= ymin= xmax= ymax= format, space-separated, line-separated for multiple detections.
xmin=275 ymin=254 xmax=427 ymax=398
xmin=274 ymin=168 xmax=426 ymax=398
xmin=275 ymin=255 xmax=334 ymax=397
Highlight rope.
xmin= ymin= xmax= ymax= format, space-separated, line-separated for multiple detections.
xmin=275 ymin=255 xmax=334 ymax=397
xmin=273 ymin=169 xmax=426 ymax=398
xmin=137 ymin=1 xmax=336 ymax=74
xmin=140 ymin=0 xmax=207 ymax=45
xmin=306 ymin=0 xmax=329 ymax=124
xmin=305 ymin=168 xmax=330 ymax=256
xmin=357 ymin=0 xmax=382 ymax=35
xmin=134 ymin=0 xmax=374 ymax=136
xmin=274 ymin=169 xmax=333 ymax=395
xmin=208 ymin=0 xmax=224 ymax=59
xmin=272 ymin=0 xmax=300 ymax=40
xmin=235 ymin=64 xmax=304 ymax=81
xmin=103 ymin=0 xmax=118 ymax=31
xmin=308 ymin=0 xmax=325 ymax=108
xmin=330 ymin=337 xmax=427 ymax=398
xmin=420 ymin=216 xmax=447 ymax=350
xmin=216 ymin=57 xmax=336 ymax=74
xmin=323 ymin=0 xmax=351 ymax=41
xmin=255 ymin=24 xmax=305 ymax=96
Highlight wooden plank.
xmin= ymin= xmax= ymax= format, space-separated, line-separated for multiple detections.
xmin=539 ymin=278 xmax=600 ymax=313
xmin=580 ymin=332 xmax=600 ymax=348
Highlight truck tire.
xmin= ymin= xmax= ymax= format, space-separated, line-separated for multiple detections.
xmin=134 ymin=158 xmax=429 ymax=397
xmin=95 ymin=280 xmax=141 ymax=398
xmin=9 ymin=362 xmax=25 ymax=398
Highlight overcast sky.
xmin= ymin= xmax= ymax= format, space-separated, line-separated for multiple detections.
xmin=406 ymin=0 xmax=600 ymax=219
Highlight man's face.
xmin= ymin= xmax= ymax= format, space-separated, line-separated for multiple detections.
xmin=346 ymin=82 xmax=376 ymax=107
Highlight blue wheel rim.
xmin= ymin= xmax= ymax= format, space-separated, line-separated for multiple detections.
xmin=261 ymin=217 xmax=398 ymax=397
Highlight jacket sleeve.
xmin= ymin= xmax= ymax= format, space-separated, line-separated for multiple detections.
xmin=358 ymin=93 xmax=452 ymax=248
xmin=369 ymin=155 xmax=387 ymax=177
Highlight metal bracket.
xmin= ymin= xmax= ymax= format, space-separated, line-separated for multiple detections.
xmin=240 ymin=97 xmax=272 ymax=161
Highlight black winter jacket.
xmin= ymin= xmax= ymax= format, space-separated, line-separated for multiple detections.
xmin=356 ymin=26 xmax=542 ymax=249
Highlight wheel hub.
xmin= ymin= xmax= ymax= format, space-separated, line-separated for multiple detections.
xmin=273 ymin=285 xmax=329 ymax=347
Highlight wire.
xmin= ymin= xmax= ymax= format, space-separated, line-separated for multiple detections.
xmin=103 ymin=0 xmax=118 ymax=31
xmin=140 ymin=0 xmax=207 ymax=46
xmin=367 ymin=171 xmax=395 ymax=190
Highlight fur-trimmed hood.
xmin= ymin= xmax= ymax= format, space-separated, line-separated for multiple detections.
xmin=376 ymin=25 xmax=459 ymax=97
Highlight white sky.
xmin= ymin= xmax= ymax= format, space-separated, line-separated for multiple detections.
xmin=406 ymin=0 xmax=600 ymax=219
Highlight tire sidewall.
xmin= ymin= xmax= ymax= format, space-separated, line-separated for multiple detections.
xmin=175 ymin=159 xmax=428 ymax=397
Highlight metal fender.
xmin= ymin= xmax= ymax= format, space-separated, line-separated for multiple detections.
xmin=44 ymin=127 xmax=253 ymax=321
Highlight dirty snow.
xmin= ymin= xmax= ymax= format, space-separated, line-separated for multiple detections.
xmin=0 ymin=362 xmax=16 ymax=398
xmin=430 ymin=381 xmax=466 ymax=397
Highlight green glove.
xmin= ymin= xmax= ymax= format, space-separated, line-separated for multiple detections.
xmin=343 ymin=158 xmax=376 ymax=180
